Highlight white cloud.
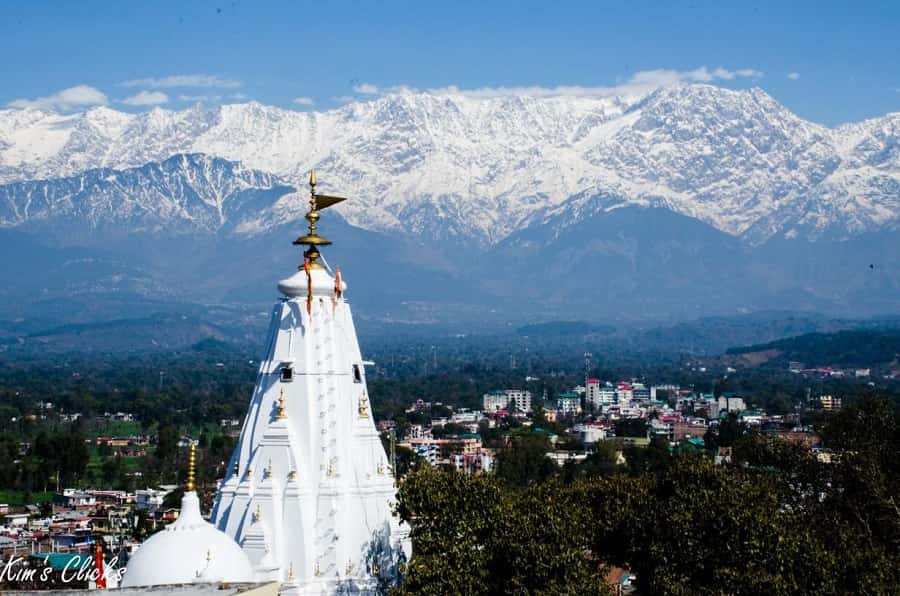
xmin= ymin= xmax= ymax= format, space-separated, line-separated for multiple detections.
xmin=7 ymin=85 xmax=108 ymax=110
xmin=122 ymin=90 xmax=169 ymax=106
xmin=121 ymin=74 xmax=241 ymax=89
xmin=292 ymin=96 xmax=314 ymax=106
xmin=353 ymin=83 xmax=379 ymax=95
xmin=787 ymin=72 xmax=801 ymax=81
xmin=178 ymin=94 xmax=222 ymax=102
xmin=344 ymin=67 xmax=765 ymax=103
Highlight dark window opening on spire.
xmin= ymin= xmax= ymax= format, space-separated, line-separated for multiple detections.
xmin=352 ymin=364 xmax=362 ymax=383
xmin=281 ymin=366 xmax=294 ymax=382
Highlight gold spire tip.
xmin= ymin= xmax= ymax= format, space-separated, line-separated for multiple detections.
xmin=292 ymin=170 xmax=347 ymax=270
xmin=187 ymin=442 xmax=196 ymax=492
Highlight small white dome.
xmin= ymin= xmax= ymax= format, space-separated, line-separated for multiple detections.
xmin=121 ymin=491 xmax=254 ymax=587
xmin=278 ymin=267 xmax=347 ymax=298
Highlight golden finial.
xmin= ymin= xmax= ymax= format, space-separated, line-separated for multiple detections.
xmin=277 ymin=388 xmax=288 ymax=419
xmin=345 ymin=559 xmax=354 ymax=575
xmin=327 ymin=459 xmax=335 ymax=478
xmin=358 ymin=392 xmax=369 ymax=418
xmin=292 ymin=171 xmax=346 ymax=269
xmin=186 ymin=442 xmax=196 ymax=492
xmin=287 ymin=561 xmax=295 ymax=581
xmin=314 ymin=560 xmax=322 ymax=577
xmin=266 ymin=459 xmax=273 ymax=478
xmin=254 ymin=503 xmax=262 ymax=523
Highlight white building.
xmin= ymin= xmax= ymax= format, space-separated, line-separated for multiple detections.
xmin=599 ymin=386 xmax=616 ymax=405
xmin=716 ymin=395 xmax=746 ymax=414
xmin=573 ymin=424 xmax=607 ymax=444
xmin=210 ymin=173 xmax=409 ymax=594
xmin=135 ymin=488 xmax=172 ymax=513
xmin=483 ymin=391 xmax=508 ymax=412
xmin=557 ymin=392 xmax=581 ymax=416
xmin=506 ymin=389 xmax=532 ymax=413
xmin=482 ymin=389 xmax=532 ymax=413
xmin=585 ymin=378 xmax=602 ymax=410
xmin=616 ymin=383 xmax=634 ymax=406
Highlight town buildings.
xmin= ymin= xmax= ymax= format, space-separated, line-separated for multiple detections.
xmin=482 ymin=389 xmax=533 ymax=413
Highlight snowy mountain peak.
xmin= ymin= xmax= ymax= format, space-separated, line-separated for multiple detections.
xmin=0 ymin=154 xmax=291 ymax=238
xmin=0 ymin=84 xmax=898 ymax=243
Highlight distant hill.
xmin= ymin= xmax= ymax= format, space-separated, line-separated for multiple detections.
xmin=726 ymin=329 xmax=900 ymax=368
xmin=516 ymin=321 xmax=615 ymax=337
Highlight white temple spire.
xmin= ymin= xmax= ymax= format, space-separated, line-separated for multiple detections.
xmin=212 ymin=172 xmax=410 ymax=594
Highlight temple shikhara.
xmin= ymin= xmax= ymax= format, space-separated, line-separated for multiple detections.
xmin=123 ymin=172 xmax=410 ymax=594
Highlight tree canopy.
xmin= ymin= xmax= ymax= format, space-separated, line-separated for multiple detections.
xmin=394 ymin=396 xmax=900 ymax=595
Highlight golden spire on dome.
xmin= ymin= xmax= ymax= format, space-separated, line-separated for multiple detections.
xmin=293 ymin=169 xmax=347 ymax=269
xmin=186 ymin=442 xmax=196 ymax=492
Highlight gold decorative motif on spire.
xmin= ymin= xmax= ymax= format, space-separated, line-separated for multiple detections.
xmin=186 ymin=442 xmax=196 ymax=492
xmin=345 ymin=558 xmax=354 ymax=575
xmin=277 ymin=388 xmax=288 ymax=419
xmin=327 ymin=459 xmax=335 ymax=478
xmin=358 ymin=392 xmax=369 ymax=418
xmin=254 ymin=503 xmax=262 ymax=523
xmin=314 ymin=560 xmax=322 ymax=577
xmin=293 ymin=170 xmax=347 ymax=270
xmin=287 ymin=561 xmax=295 ymax=581
xmin=288 ymin=468 xmax=297 ymax=481
xmin=266 ymin=459 xmax=273 ymax=479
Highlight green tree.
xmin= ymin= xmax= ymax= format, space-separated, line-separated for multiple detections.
xmin=394 ymin=467 xmax=605 ymax=595
xmin=494 ymin=431 xmax=556 ymax=487
xmin=585 ymin=452 xmax=834 ymax=595
xmin=704 ymin=411 xmax=746 ymax=451
xmin=155 ymin=424 xmax=178 ymax=462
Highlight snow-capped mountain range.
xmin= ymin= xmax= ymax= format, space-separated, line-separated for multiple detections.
xmin=1 ymin=84 xmax=898 ymax=245
xmin=0 ymin=84 xmax=897 ymax=328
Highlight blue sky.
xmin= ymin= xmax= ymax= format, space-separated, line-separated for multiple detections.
xmin=2 ymin=0 xmax=897 ymax=125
